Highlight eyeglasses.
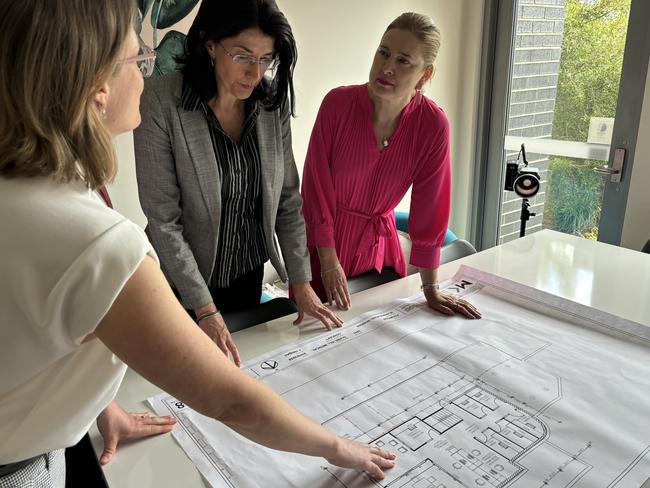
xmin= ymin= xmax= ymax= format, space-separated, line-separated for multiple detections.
xmin=120 ymin=44 xmax=156 ymax=78
xmin=218 ymin=41 xmax=277 ymax=72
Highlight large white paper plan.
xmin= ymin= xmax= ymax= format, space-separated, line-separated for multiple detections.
xmin=149 ymin=266 xmax=650 ymax=488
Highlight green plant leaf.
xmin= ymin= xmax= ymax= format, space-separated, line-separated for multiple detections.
xmin=138 ymin=0 xmax=154 ymax=17
xmin=135 ymin=11 xmax=143 ymax=35
xmin=152 ymin=30 xmax=186 ymax=78
xmin=151 ymin=0 xmax=199 ymax=30
xmin=136 ymin=1 xmax=154 ymax=35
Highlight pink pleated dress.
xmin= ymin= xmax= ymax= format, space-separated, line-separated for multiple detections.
xmin=301 ymin=84 xmax=451 ymax=300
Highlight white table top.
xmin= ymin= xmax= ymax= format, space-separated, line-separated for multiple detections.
xmin=90 ymin=230 xmax=650 ymax=487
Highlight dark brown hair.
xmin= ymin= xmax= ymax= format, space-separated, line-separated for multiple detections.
xmin=180 ymin=0 xmax=297 ymax=115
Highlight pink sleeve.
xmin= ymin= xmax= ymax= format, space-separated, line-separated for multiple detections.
xmin=408 ymin=113 xmax=451 ymax=269
xmin=301 ymin=91 xmax=338 ymax=248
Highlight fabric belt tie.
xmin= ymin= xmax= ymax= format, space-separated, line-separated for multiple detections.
xmin=338 ymin=206 xmax=393 ymax=271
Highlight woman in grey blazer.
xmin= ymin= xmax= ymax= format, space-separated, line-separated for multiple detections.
xmin=134 ymin=0 xmax=341 ymax=365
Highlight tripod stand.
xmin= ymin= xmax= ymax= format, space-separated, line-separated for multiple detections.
xmin=519 ymin=198 xmax=536 ymax=237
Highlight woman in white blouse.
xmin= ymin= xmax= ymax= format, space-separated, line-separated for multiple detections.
xmin=0 ymin=1 xmax=395 ymax=486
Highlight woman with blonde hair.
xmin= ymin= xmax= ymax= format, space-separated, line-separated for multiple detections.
xmin=301 ymin=12 xmax=481 ymax=319
xmin=0 ymin=1 xmax=395 ymax=485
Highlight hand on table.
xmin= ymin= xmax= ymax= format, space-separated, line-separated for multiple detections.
xmin=292 ymin=282 xmax=344 ymax=331
xmin=424 ymin=289 xmax=482 ymax=319
xmin=197 ymin=312 xmax=242 ymax=367
xmin=97 ymin=401 xmax=176 ymax=465
xmin=321 ymin=262 xmax=351 ymax=310
xmin=326 ymin=437 xmax=396 ymax=480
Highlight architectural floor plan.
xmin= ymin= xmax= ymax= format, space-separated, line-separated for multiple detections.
xmin=149 ymin=266 xmax=650 ymax=488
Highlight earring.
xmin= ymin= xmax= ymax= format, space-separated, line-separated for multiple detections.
xmin=96 ymin=103 xmax=107 ymax=119
xmin=210 ymin=57 xmax=215 ymax=67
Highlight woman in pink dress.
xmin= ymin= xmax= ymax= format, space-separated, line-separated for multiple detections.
xmin=301 ymin=12 xmax=480 ymax=319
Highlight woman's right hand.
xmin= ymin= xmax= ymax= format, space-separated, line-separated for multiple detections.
xmin=318 ymin=247 xmax=351 ymax=310
xmin=97 ymin=257 xmax=393 ymax=481
xmin=326 ymin=437 xmax=396 ymax=480
xmin=320 ymin=264 xmax=351 ymax=311
xmin=197 ymin=312 xmax=242 ymax=367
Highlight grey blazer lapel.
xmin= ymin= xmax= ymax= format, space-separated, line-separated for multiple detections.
xmin=179 ymin=110 xmax=221 ymax=228
xmin=257 ymin=108 xmax=282 ymax=235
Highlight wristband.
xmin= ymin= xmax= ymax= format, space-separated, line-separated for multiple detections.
xmin=420 ymin=283 xmax=440 ymax=291
xmin=196 ymin=309 xmax=219 ymax=323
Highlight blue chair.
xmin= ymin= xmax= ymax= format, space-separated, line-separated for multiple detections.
xmin=260 ymin=291 xmax=274 ymax=303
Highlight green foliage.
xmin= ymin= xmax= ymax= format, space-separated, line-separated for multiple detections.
xmin=153 ymin=30 xmax=186 ymax=78
xmin=138 ymin=0 xmax=154 ymax=17
xmin=151 ymin=0 xmax=200 ymax=30
xmin=552 ymin=0 xmax=630 ymax=142
xmin=544 ymin=0 xmax=630 ymax=238
xmin=138 ymin=0 xmax=197 ymax=75
xmin=136 ymin=0 xmax=154 ymax=34
xmin=545 ymin=157 xmax=604 ymax=237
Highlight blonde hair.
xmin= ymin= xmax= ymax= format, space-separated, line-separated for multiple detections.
xmin=386 ymin=12 xmax=441 ymax=67
xmin=0 ymin=0 xmax=136 ymax=189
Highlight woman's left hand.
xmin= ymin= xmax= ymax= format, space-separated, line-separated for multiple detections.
xmin=97 ymin=401 xmax=176 ymax=465
xmin=292 ymin=283 xmax=344 ymax=330
xmin=424 ymin=289 xmax=482 ymax=319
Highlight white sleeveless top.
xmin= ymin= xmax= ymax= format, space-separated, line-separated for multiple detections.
xmin=0 ymin=176 xmax=156 ymax=463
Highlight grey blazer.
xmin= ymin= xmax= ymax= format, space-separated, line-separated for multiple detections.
xmin=133 ymin=71 xmax=311 ymax=309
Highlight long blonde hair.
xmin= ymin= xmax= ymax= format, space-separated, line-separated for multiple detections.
xmin=0 ymin=0 xmax=136 ymax=189
xmin=386 ymin=12 xmax=441 ymax=67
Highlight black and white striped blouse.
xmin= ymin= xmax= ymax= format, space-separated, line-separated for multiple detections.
xmin=181 ymin=83 xmax=268 ymax=288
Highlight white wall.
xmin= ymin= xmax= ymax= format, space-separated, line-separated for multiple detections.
xmin=113 ymin=1 xmax=485 ymax=238
xmin=108 ymin=132 xmax=146 ymax=228
xmin=621 ymin=66 xmax=650 ymax=251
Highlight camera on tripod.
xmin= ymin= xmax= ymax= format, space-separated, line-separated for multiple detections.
xmin=504 ymin=144 xmax=540 ymax=198
xmin=504 ymin=144 xmax=541 ymax=237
